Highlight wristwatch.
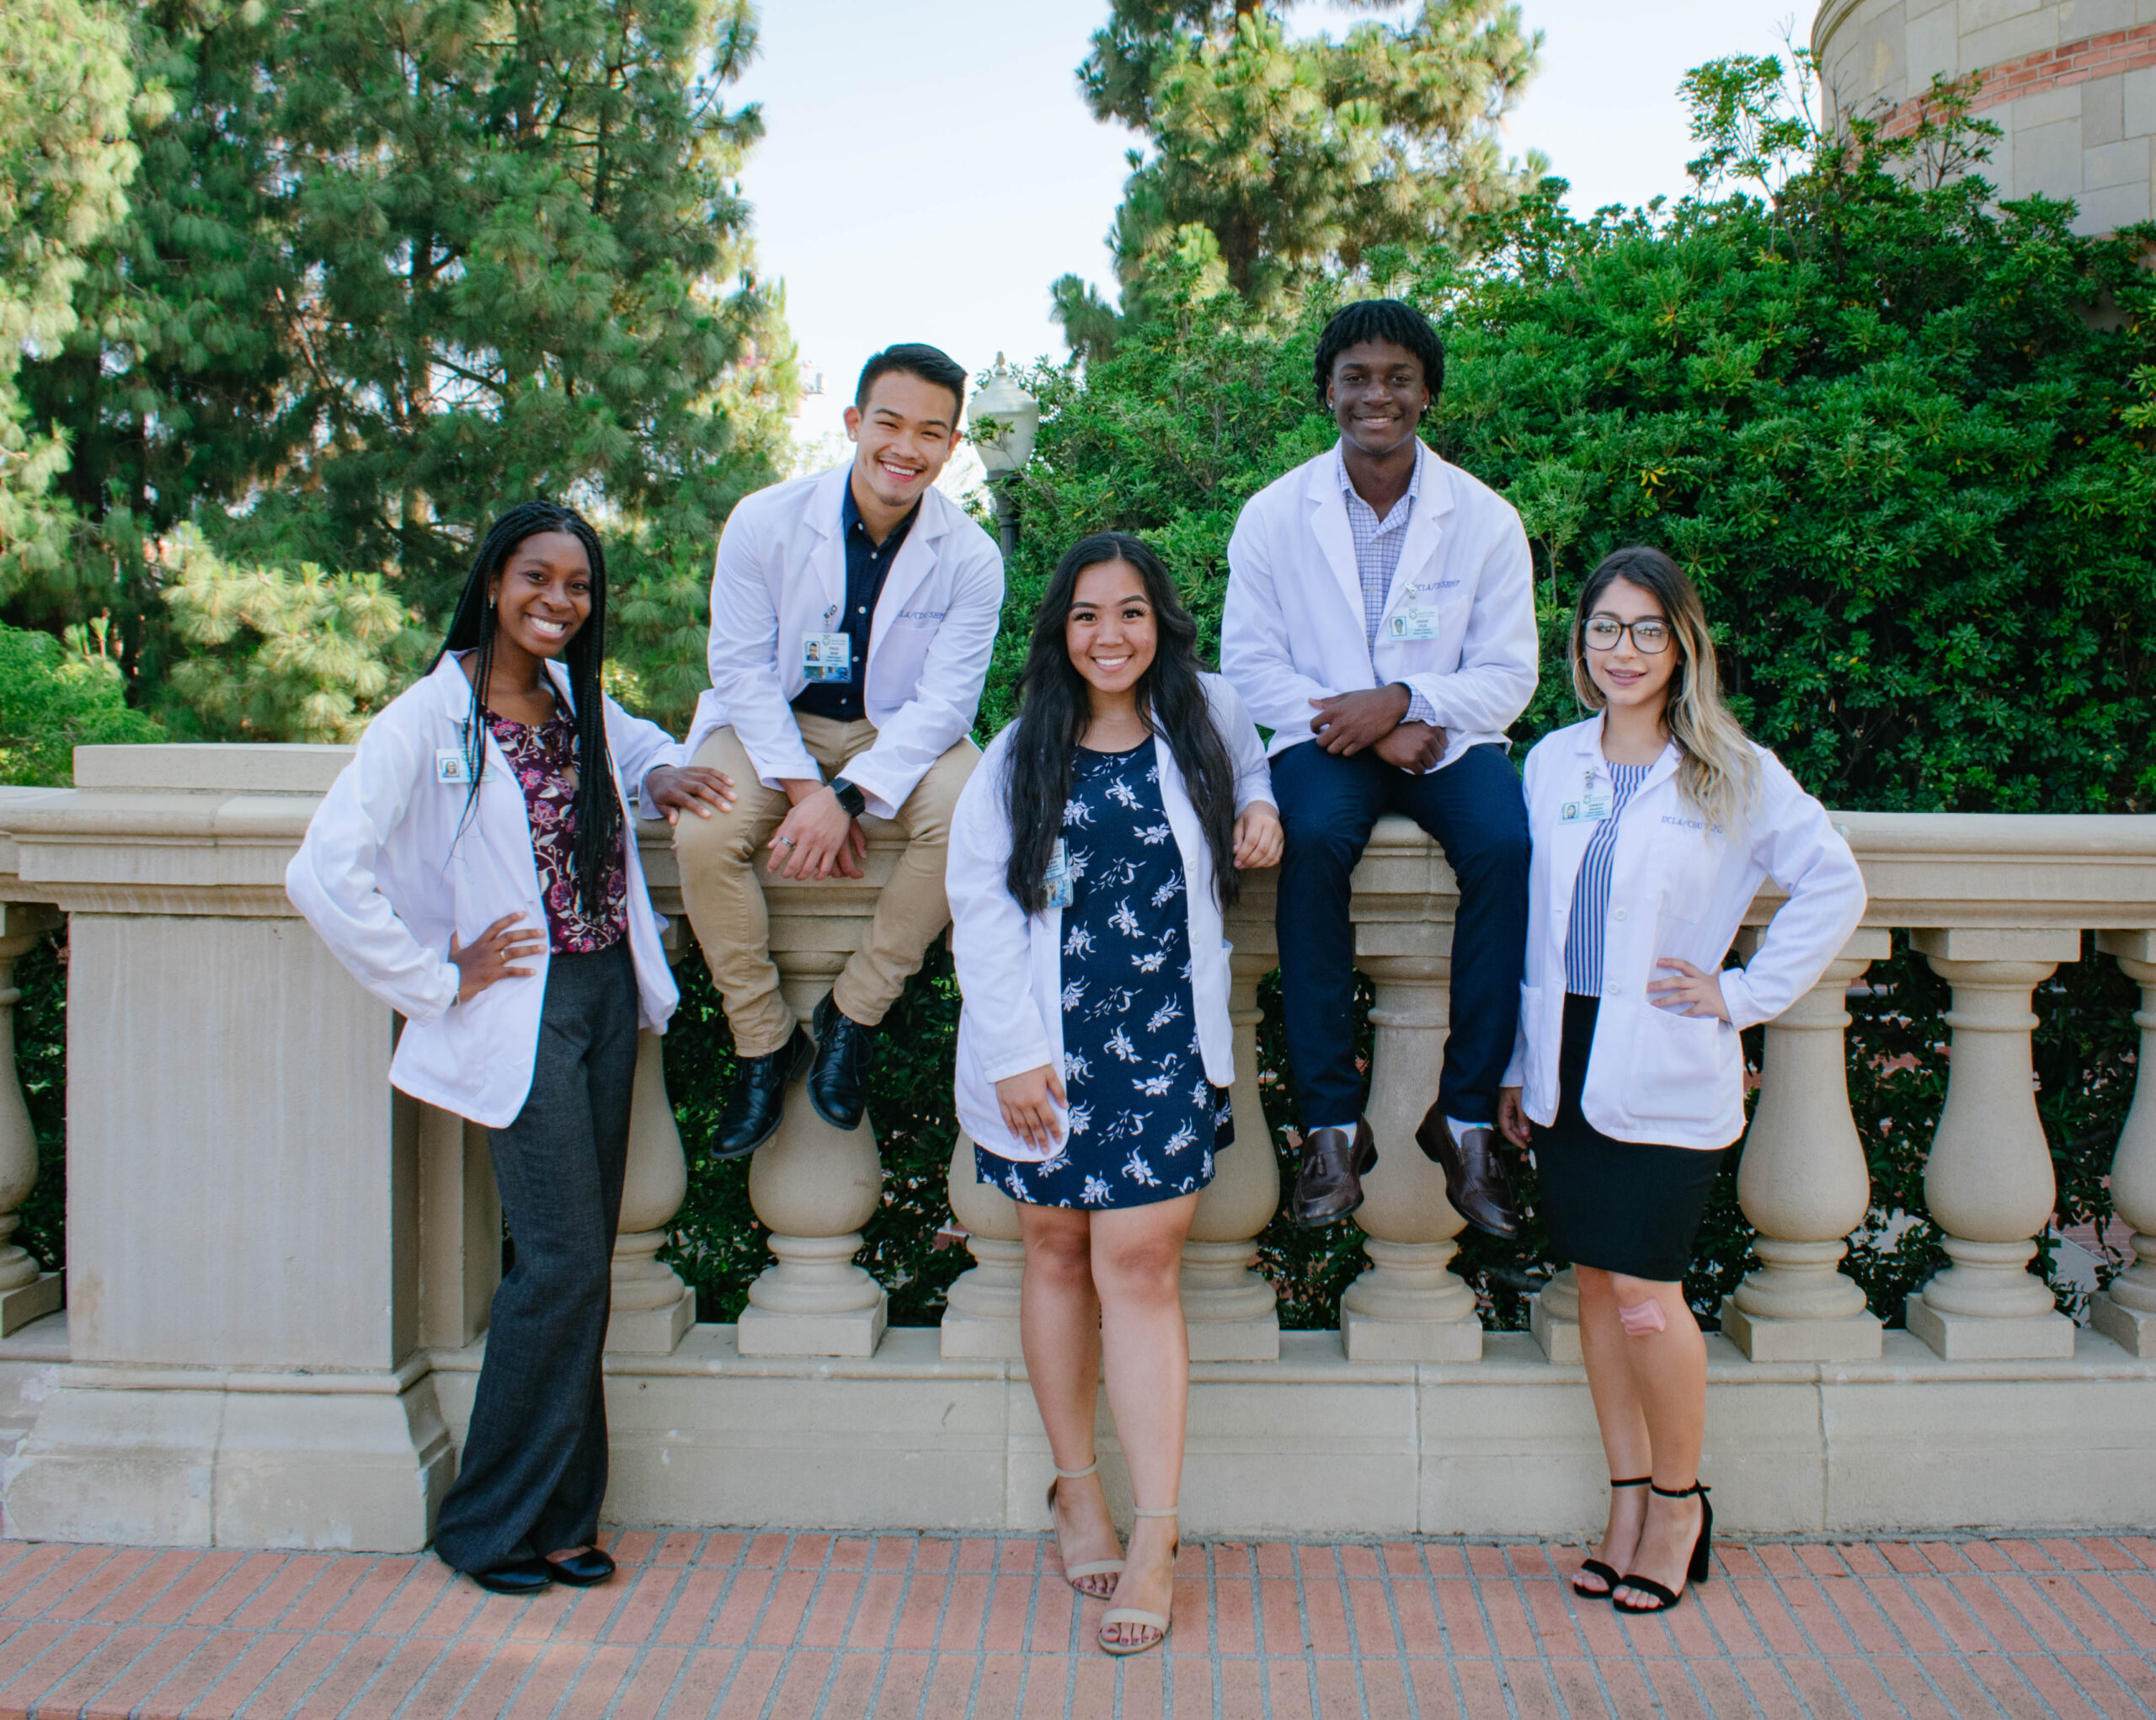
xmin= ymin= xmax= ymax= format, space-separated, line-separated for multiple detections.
xmin=829 ymin=776 xmax=867 ymax=819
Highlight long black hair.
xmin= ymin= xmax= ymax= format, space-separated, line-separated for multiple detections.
xmin=1003 ymin=532 xmax=1242 ymax=911
xmin=434 ymin=500 xmax=621 ymax=915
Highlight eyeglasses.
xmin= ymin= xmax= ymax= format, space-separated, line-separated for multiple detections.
xmin=1582 ymin=615 xmax=1671 ymax=655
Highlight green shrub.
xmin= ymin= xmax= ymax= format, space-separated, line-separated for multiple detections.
xmin=0 ymin=622 xmax=162 ymax=786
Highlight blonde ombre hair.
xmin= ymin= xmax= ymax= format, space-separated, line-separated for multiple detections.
xmin=1568 ymin=547 xmax=1758 ymax=836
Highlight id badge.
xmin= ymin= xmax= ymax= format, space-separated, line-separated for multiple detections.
xmin=1043 ymin=839 xmax=1075 ymax=910
xmin=1385 ymin=606 xmax=1441 ymax=642
xmin=435 ymin=747 xmax=480 ymax=786
xmin=800 ymin=630 xmax=853 ymax=683
xmin=1558 ymin=793 xmax=1613 ymax=825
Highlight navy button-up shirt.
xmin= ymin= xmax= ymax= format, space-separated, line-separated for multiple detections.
xmin=791 ymin=482 xmax=921 ymax=724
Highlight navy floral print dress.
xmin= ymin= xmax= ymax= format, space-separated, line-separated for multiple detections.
xmin=978 ymin=737 xmax=1230 ymax=1210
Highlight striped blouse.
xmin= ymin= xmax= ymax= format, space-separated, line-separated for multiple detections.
xmin=1562 ymin=759 xmax=1655 ymax=997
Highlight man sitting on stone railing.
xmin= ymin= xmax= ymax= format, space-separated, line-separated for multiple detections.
xmin=675 ymin=344 xmax=1006 ymax=1155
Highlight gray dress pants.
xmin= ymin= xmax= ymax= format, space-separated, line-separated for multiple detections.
xmin=434 ymin=943 xmax=637 ymax=1573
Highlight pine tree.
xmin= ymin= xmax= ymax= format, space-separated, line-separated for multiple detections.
xmin=14 ymin=0 xmax=794 ymax=734
xmin=0 ymin=0 xmax=147 ymax=603
xmin=1054 ymin=0 xmax=1541 ymax=348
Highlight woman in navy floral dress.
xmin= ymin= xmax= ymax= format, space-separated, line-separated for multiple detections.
xmin=984 ymin=734 xmax=1228 ymax=1209
xmin=948 ymin=534 xmax=1280 ymax=1656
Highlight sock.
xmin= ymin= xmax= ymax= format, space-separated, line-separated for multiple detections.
xmin=1446 ymin=1116 xmax=1486 ymax=1144
xmin=1306 ymin=1121 xmax=1357 ymax=1135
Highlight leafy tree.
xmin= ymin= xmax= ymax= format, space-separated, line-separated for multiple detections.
xmin=978 ymin=64 xmax=2156 ymax=1329
xmin=0 ymin=0 xmax=151 ymax=603
xmin=1053 ymin=0 xmax=1540 ymax=348
xmin=0 ymin=622 xmax=162 ymax=787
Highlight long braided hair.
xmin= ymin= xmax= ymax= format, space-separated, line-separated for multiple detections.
xmin=434 ymin=501 xmax=622 ymax=915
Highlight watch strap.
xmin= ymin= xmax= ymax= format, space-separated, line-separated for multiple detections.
xmin=830 ymin=777 xmax=867 ymax=818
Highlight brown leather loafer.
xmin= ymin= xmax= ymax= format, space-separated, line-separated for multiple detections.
xmin=1414 ymin=1108 xmax=1522 ymax=1240
xmin=1292 ymin=1120 xmax=1376 ymax=1227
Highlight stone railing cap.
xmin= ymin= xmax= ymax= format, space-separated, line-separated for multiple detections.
xmin=73 ymin=744 xmax=355 ymax=795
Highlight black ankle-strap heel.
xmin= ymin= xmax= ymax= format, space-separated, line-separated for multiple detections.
xmin=1572 ymin=1477 xmax=1651 ymax=1600
xmin=1612 ymin=1482 xmax=1712 ymax=1615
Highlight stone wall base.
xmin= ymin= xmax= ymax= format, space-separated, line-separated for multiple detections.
xmin=7 ymin=1313 xmax=2151 ymax=1546
xmin=428 ymin=1324 xmax=2156 ymax=1540
xmin=0 ymin=1319 xmax=450 ymax=1550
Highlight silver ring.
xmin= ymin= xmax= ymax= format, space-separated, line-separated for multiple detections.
xmin=776 ymin=836 xmax=797 ymax=849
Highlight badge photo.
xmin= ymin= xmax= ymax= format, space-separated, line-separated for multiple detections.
xmin=435 ymin=748 xmax=478 ymax=786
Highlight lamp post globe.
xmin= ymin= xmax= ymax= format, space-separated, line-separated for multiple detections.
xmin=968 ymin=353 xmax=1039 ymax=562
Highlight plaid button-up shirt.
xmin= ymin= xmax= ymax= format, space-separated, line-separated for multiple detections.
xmin=1336 ymin=442 xmax=1439 ymax=729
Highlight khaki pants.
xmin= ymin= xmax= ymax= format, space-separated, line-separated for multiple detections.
xmin=674 ymin=716 xmax=978 ymax=1058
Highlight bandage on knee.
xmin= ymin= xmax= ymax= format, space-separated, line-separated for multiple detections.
xmin=1619 ymin=1299 xmax=1668 ymax=1336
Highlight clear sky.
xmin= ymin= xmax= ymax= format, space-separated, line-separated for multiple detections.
xmin=728 ymin=3 xmax=1821 ymax=461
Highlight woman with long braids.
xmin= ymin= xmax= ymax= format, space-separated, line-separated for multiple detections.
xmin=947 ymin=533 xmax=1281 ymax=1655
xmin=1497 ymin=547 xmax=1864 ymax=1614
xmin=288 ymin=502 xmax=734 ymax=1594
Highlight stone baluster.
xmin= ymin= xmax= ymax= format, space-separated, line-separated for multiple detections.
xmin=0 ymin=903 xmax=61 ymax=1335
xmin=607 ymin=1029 xmax=696 ymax=1354
xmin=1904 ymin=929 xmax=2079 ymax=1359
xmin=736 ymin=948 xmax=888 ymax=1357
xmin=2091 ymin=931 xmax=2156 ymax=1357
xmin=941 ymin=1132 xmax=1026 ymax=1358
xmin=1182 ymin=942 xmax=1283 ymax=1361
xmin=1340 ymin=931 xmax=1481 ymax=1361
xmin=1721 ymin=929 xmax=1891 ymax=1361
xmin=1529 ymin=1269 xmax=1581 ymax=1364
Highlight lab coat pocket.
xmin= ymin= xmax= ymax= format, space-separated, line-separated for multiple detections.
xmin=1630 ymin=1003 xmax=1730 ymax=1125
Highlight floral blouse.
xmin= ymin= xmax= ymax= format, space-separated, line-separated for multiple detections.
xmin=488 ymin=708 xmax=627 ymax=953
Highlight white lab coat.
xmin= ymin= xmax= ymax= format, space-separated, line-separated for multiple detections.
xmin=948 ymin=676 xmax=1275 ymax=1162
xmin=1220 ymin=441 xmax=1539 ymax=772
xmin=286 ymin=654 xmax=684 ymax=1130
xmin=686 ymin=463 xmax=1005 ymax=820
xmin=1504 ymin=714 xmax=1867 ymax=1151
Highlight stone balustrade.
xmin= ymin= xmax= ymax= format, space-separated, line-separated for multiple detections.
xmin=0 ymin=750 xmax=2153 ymax=1547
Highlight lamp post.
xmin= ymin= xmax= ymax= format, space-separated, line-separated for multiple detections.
xmin=968 ymin=353 xmax=1040 ymax=563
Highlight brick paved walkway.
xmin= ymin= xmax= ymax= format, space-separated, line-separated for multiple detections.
xmin=0 ymin=1529 xmax=2150 ymax=1718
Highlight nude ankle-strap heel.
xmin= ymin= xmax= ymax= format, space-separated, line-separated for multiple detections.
xmin=1100 ymin=1506 xmax=1178 ymax=1657
xmin=1045 ymin=1461 xmax=1124 ymax=1593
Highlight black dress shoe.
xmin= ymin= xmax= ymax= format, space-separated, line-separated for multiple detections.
xmin=1292 ymin=1120 xmax=1376 ymax=1227
xmin=808 ymin=993 xmax=877 ymax=1132
xmin=1415 ymin=1108 xmax=1522 ymax=1240
xmin=546 ymin=1547 xmax=617 ymax=1587
xmin=714 ymin=1026 xmax=811 ymax=1158
xmin=467 ymin=1556 xmax=555 ymax=1596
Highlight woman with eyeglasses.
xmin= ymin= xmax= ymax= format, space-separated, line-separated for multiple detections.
xmin=1497 ymin=547 xmax=1864 ymax=1614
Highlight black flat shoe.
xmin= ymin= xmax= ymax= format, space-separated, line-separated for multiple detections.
xmin=808 ymin=993 xmax=877 ymax=1132
xmin=714 ymin=1025 xmax=812 ymax=1157
xmin=467 ymin=1556 xmax=555 ymax=1596
xmin=546 ymin=1547 xmax=616 ymax=1587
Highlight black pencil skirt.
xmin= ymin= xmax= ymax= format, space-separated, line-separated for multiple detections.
xmin=1531 ymin=992 xmax=1727 ymax=1284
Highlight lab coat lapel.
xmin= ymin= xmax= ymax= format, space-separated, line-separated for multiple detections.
xmin=802 ymin=465 xmax=850 ymax=621
xmin=1304 ymin=454 xmax=1366 ymax=638
xmin=1393 ymin=441 xmax=1454 ymax=595
xmin=870 ymin=494 xmax=948 ymax=643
